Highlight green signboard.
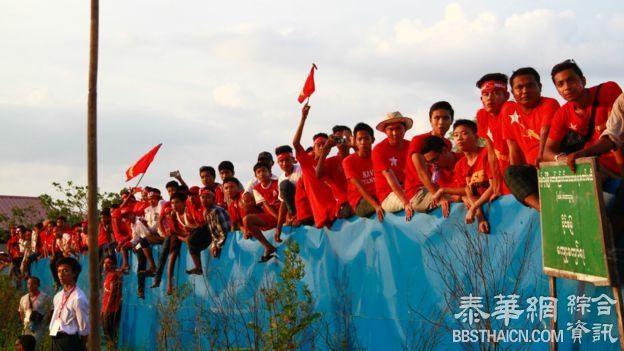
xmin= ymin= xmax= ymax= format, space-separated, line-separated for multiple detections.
xmin=538 ymin=158 xmax=613 ymax=286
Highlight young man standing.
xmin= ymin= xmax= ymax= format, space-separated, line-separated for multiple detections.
xmin=49 ymin=256 xmax=89 ymax=351
xmin=372 ymin=111 xmax=414 ymax=220
xmin=18 ymin=276 xmax=49 ymax=345
xmin=502 ymin=67 xmax=560 ymax=211
xmin=405 ymin=101 xmax=455 ymax=216
xmin=475 ymin=73 xmax=512 ymax=197
xmin=101 ymin=256 xmax=122 ymax=349
xmin=342 ymin=122 xmax=384 ymax=221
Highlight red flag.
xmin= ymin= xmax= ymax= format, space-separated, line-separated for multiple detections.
xmin=297 ymin=63 xmax=317 ymax=103
xmin=125 ymin=143 xmax=162 ymax=181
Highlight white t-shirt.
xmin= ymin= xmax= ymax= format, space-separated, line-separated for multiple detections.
xmin=601 ymin=93 xmax=624 ymax=148
xmin=19 ymin=291 xmax=48 ymax=329
xmin=144 ymin=200 xmax=164 ymax=237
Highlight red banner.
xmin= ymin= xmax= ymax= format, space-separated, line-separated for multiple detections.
xmin=125 ymin=143 xmax=162 ymax=181
xmin=297 ymin=63 xmax=317 ymax=103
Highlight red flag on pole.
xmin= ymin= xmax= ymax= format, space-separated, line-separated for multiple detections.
xmin=297 ymin=63 xmax=317 ymax=103
xmin=125 ymin=143 xmax=162 ymax=181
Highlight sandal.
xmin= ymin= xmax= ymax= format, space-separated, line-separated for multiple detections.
xmin=185 ymin=268 xmax=203 ymax=275
xmin=258 ymin=252 xmax=276 ymax=263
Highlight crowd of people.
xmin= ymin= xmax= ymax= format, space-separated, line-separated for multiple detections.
xmin=3 ymin=58 xmax=624 ymax=350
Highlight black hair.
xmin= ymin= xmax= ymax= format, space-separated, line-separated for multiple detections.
xmin=56 ymin=256 xmax=82 ymax=279
xmin=170 ymin=191 xmax=188 ymax=203
xmin=218 ymin=161 xmax=235 ymax=172
xmin=165 ymin=180 xmax=180 ymax=189
xmin=100 ymin=207 xmax=111 ymax=216
xmin=103 ymin=254 xmax=117 ymax=266
xmin=312 ymin=133 xmax=329 ymax=141
xmin=353 ymin=122 xmax=375 ymax=141
xmin=17 ymin=335 xmax=36 ymax=351
xmin=476 ymin=73 xmax=508 ymax=88
xmin=453 ymin=119 xmax=478 ymax=134
xmin=510 ymin=67 xmax=542 ymax=87
xmin=56 ymin=216 xmax=67 ymax=222
xmin=34 ymin=222 xmax=44 ymax=230
xmin=178 ymin=184 xmax=189 ymax=193
xmin=28 ymin=276 xmax=40 ymax=285
xmin=332 ymin=125 xmax=351 ymax=134
xmin=199 ymin=166 xmax=216 ymax=178
xmin=275 ymin=145 xmax=293 ymax=155
xmin=429 ymin=101 xmax=455 ymax=120
xmin=223 ymin=177 xmax=241 ymax=187
xmin=253 ymin=162 xmax=270 ymax=173
xmin=551 ymin=59 xmax=584 ymax=82
xmin=420 ymin=136 xmax=448 ymax=154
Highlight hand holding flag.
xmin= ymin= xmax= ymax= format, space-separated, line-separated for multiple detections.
xmin=297 ymin=63 xmax=317 ymax=103
xmin=125 ymin=143 xmax=162 ymax=181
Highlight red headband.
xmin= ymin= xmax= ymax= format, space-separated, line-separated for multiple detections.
xmin=277 ymin=152 xmax=293 ymax=161
xmin=480 ymin=80 xmax=508 ymax=93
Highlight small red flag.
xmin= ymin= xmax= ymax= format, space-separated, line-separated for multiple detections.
xmin=125 ymin=143 xmax=162 ymax=181
xmin=297 ymin=63 xmax=317 ymax=103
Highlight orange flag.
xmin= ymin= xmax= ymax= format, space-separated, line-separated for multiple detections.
xmin=297 ymin=63 xmax=317 ymax=103
xmin=125 ymin=143 xmax=162 ymax=181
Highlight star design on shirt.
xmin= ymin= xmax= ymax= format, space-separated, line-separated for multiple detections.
xmin=509 ymin=111 xmax=520 ymax=124
xmin=569 ymin=123 xmax=578 ymax=131
xmin=389 ymin=156 xmax=398 ymax=167
xmin=487 ymin=128 xmax=494 ymax=141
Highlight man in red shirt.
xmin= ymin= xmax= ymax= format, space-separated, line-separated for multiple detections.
xmin=343 ymin=122 xmax=384 ymax=221
xmin=475 ymin=73 xmax=512 ymax=197
xmin=543 ymin=59 xmax=624 ymax=177
xmin=316 ymin=125 xmax=353 ymax=219
xmin=199 ymin=166 xmax=225 ymax=208
xmin=502 ymin=67 xmax=560 ymax=211
xmin=372 ymin=111 xmax=414 ymax=220
xmin=225 ymin=177 xmax=277 ymax=263
xmin=405 ymin=101 xmax=455 ymax=216
xmin=101 ymin=255 xmax=122 ymax=348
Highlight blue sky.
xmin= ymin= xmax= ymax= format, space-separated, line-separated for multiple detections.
xmin=1 ymin=0 xmax=623 ymax=197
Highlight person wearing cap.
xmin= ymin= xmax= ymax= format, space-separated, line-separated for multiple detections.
xmin=475 ymin=73 xmax=514 ymax=199
xmin=199 ymin=166 xmax=226 ymax=208
xmin=372 ymin=111 xmax=414 ymax=220
xmin=49 ymin=256 xmax=89 ymax=351
xmin=544 ymin=59 xmax=623 ymax=176
xmin=404 ymin=101 xmax=456 ymax=216
xmin=342 ymin=122 xmax=384 ymax=221
xmin=316 ymin=125 xmax=354 ymax=219
xmin=500 ymin=67 xmax=560 ymax=211
xmin=200 ymin=188 xmax=230 ymax=258
xmin=245 ymin=152 xmax=279 ymax=193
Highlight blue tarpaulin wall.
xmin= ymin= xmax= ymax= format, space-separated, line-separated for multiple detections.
xmin=30 ymin=196 xmax=623 ymax=350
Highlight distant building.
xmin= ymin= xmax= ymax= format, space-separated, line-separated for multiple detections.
xmin=0 ymin=195 xmax=47 ymax=231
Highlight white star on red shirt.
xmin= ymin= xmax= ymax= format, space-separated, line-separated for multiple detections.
xmin=509 ymin=111 xmax=520 ymax=124
xmin=389 ymin=156 xmax=398 ymax=167
xmin=569 ymin=123 xmax=578 ymax=131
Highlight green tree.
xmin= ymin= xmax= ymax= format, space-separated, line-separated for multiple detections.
xmin=39 ymin=180 xmax=120 ymax=226
xmin=252 ymin=240 xmax=321 ymax=350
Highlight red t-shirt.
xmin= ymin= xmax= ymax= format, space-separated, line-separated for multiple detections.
xmin=342 ymin=153 xmax=376 ymax=210
xmin=227 ymin=194 xmax=246 ymax=229
xmin=253 ymin=179 xmax=280 ymax=214
xmin=101 ymin=271 xmax=122 ymax=313
xmin=295 ymin=145 xmax=336 ymax=227
xmin=501 ymin=97 xmax=560 ymax=165
xmin=549 ymin=81 xmax=623 ymax=174
xmin=372 ymin=138 xmax=409 ymax=201
xmin=6 ymin=235 xmax=20 ymax=258
xmin=404 ymin=132 xmax=452 ymax=198
xmin=323 ymin=155 xmax=349 ymax=204
xmin=111 ymin=209 xmax=131 ymax=243
xmin=97 ymin=222 xmax=111 ymax=247
xmin=454 ymin=147 xmax=491 ymax=196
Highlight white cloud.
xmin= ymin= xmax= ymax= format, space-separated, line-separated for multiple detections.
xmin=213 ymin=83 xmax=245 ymax=108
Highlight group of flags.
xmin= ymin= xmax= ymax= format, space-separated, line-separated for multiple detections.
xmin=125 ymin=63 xmax=318 ymax=183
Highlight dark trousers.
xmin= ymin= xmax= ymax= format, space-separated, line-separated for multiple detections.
xmin=154 ymin=236 xmax=171 ymax=283
xmin=136 ymin=249 xmax=146 ymax=293
xmin=280 ymin=180 xmax=297 ymax=214
xmin=101 ymin=310 xmax=121 ymax=346
xmin=51 ymin=332 xmax=85 ymax=351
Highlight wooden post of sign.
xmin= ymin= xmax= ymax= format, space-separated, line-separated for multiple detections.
xmin=549 ymin=276 xmax=558 ymax=351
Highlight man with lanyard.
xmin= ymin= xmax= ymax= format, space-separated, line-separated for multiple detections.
xmin=18 ymin=276 xmax=49 ymax=347
xmin=49 ymin=256 xmax=89 ymax=351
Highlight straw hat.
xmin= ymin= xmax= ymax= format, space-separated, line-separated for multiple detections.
xmin=376 ymin=111 xmax=413 ymax=132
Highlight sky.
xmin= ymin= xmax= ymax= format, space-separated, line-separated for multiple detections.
xmin=1 ymin=0 xmax=623 ymax=198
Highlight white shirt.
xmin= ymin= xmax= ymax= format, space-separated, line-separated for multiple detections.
xmin=601 ymin=93 xmax=624 ymax=148
xmin=277 ymin=163 xmax=302 ymax=201
xmin=49 ymin=285 xmax=89 ymax=336
xmin=144 ymin=201 xmax=164 ymax=237
xmin=18 ymin=291 xmax=49 ymax=329
xmin=131 ymin=218 xmax=151 ymax=246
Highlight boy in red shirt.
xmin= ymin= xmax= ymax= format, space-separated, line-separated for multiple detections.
xmin=405 ymin=101 xmax=454 ymax=216
xmin=225 ymin=177 xmax=277 ymax=263
xmin=543 ymin=59 xmax=624 ymax=177
xmin=101 ymin=255 xmax=122 ymax=348
xmin=372 ymin=111 xmax=414 ymax=220
xmin=251 ymin=162 xmax=281 ymax=228
xmin=502 ymin=67 xmax=560 ymax=211
xmin=343 ymin=122 xmax=384 ymax=221
xmin=475 ymin=73 xmax=512 ymax=197
xmin=435 ymin=120 xmax=494 ymax=234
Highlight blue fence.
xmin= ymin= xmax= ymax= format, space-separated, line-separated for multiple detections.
xmin=30 ymin=195 xmax=623 ymax=350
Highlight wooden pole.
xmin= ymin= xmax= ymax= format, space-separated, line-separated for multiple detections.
xmin=549 ymin=276 xmax=557 ymax=351
xmin=87 ymin=0 xmax=101 ymax=349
